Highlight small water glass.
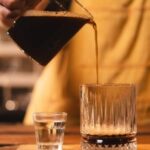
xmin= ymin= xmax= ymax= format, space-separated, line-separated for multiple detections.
xmin=33 ymin=112 xmax=67 ymax=150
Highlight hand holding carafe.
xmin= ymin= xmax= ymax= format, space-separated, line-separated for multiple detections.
xmin=6 ymin=0 xmax=94 ymax=65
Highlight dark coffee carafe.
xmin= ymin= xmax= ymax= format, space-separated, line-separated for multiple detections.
xmin=8 ymin=0 xmax=93 ymax=66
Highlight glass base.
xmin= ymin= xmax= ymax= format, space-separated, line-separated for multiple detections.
xmin=81 ymin=134 xmax=137 ymax=150
xmin=82 ymin=134 xmax=136 ymax=145
xmin=37 ymin=143 xmax=62 ymax=150
xmin=81 ymin=141 xmax=137 ymax=150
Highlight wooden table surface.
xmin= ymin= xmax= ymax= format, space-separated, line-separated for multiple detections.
xmin=0 ymin=124 xmax=149 ymax=150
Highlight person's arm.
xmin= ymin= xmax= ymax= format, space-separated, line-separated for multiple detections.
xmin=0 ymin=0 xmax=41 ymax=26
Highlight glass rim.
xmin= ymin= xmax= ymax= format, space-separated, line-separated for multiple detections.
xmin=32 ymin=112 xmax=67 ymax=117
xmin=80 ymin=83 xmax=135 ymax=88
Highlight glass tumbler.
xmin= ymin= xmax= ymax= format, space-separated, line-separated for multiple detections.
xmin=33 ymin=112 xmax=67 ymax=150
xmin=80 ymin=84 xmax=137 ymax=148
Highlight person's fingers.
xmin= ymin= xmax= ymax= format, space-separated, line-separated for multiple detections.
xmin=0 ymin=4 xmax=14 ymax=26
xmin=0 ymin=0 xmax=25 ymax=10
xmin=0 ymin=0 xmax=17 ymax=8
xmin=0 ymin=0 xmax=41 ymax=10
xmin=7 ymin=9 xmax=21 ymax=18
xmin=0 ymin=4 xmax=10 ymax=18
xmin=0 ymin=0 xmax=41 ymax=26
xmin=0 ymin=3 xmax=22 ymax=19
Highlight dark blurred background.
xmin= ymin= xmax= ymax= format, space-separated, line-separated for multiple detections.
xmin=0 ymin=35 xmax=43 ymax=123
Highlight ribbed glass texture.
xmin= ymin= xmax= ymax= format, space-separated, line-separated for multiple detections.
xmin=80 ymin=84 xmax=136 ymax=136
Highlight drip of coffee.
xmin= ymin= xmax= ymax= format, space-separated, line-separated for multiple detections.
xmin=8 ymin=10 xmax=92 ymax=66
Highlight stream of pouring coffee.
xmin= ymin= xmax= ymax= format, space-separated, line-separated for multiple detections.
xmin=74 ymin=0 xmax=99 ymax=84
xmin=93 ymin=23 xmax=99 ymax=84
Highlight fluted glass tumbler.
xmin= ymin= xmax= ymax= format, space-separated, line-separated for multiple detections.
xmin=80 ymin=84 xmax=137 ymax=148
